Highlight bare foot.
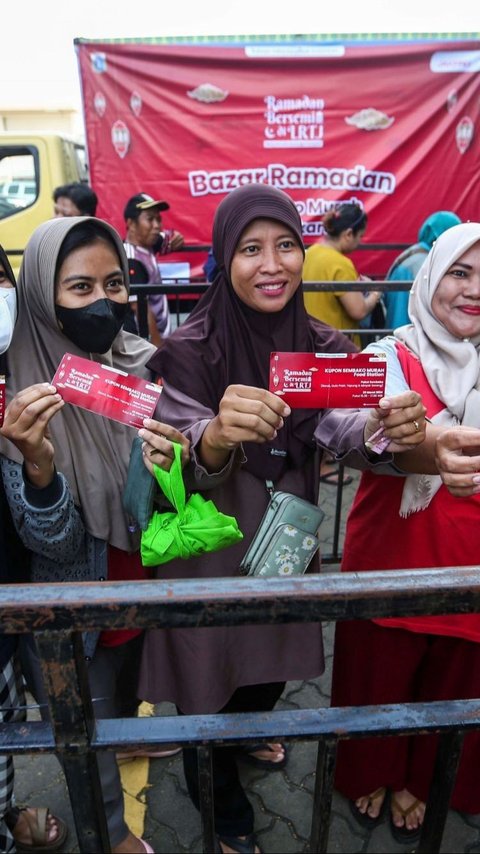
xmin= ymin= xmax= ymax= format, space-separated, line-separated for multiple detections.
xmin=112 ymin=830 xmax=150 ymax=853
xmin=247 ymin=742 xmax=285 ymax=764
xmin=12 ymin=808 xmax=62 ymax=846
xmin=355 ymin=786 xmax=386 ymax=820
xmin=391 ymin=788 xmax=425 ymax=832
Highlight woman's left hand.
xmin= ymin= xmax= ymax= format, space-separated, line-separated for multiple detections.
xmin=364 ymin=391 xmax=427 ymax=453
xmin=138 ymin=419 xmax=190 ymax=475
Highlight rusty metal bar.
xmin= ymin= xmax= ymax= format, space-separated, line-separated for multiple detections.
xmin=1 ymin=568 xmax=480 ymax=633
xmin=34 ymin=631 xmax=110 ymax=852
xmin=309 ymin=737 xmax=337 ymax=853
xmin=197 ymin=746 xmax=216 ymax=854
xmin=417 ymin=729 xmax=465 ymax=854
xmin=4 ymin=697 xmax=477 ymax=755
xmin=129 ymin=280 xmax=412 ymax=297
xmin=90 ymin=699 xmax=480 ymax=750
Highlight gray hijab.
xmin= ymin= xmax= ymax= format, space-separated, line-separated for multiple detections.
xmin=394 ymin=221 xmax=480 ymax=515
xmin=0 ymin=216 xmax=156 ymax=551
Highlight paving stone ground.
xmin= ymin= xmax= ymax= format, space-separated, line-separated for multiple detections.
xmin=13 ymin=468 xmax=480 ymax=852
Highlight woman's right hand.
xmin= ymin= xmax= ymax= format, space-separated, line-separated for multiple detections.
xmin=206 ymin=384 xmax=291 ymax=450
xmin=200 ymin=384 xmax=291 ymax=471
xmin=435 ymin=427 xmax=480 ymax=496
xmin=0 ymin=384 xmax=64 ymax=486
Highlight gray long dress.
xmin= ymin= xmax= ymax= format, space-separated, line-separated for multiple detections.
xmin=139 ymin=382 xmax=372 ymax=714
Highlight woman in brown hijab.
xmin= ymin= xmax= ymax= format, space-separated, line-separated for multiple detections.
xmin=0 ymin=217 xmax=188 ymax=854
xmin=141 ymin=183 xmax=427 ymax=854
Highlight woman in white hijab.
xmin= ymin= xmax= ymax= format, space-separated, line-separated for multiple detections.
xmin=330 ymin=223 xmax=480 ymax=844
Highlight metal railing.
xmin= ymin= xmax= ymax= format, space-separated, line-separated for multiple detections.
xmin=1 ymin=568 xmax=480 ymax=853
xmin=4 ymin=240 xmax=412 ymax=258
xmin=130 ymin=278 xmax=412 ymax=338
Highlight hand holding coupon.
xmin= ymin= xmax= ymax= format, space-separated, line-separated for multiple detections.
xmin=269 ymin=352 xmax=426 ymax=455
xmin=269 ymin=352 xmax=387 ymax=408
xmin=51 ymin=353 xmax=161 ymax=427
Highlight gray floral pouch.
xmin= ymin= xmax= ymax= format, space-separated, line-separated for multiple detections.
xmin=239 ymin=487 xmax=324 ymax=577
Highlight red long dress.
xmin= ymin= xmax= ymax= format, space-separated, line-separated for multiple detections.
xmin=332 ymin=342 xmax=480 ymax=813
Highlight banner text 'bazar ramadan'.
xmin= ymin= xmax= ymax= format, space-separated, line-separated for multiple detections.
xmin=77 ymin=38 xmax=480 ymax=273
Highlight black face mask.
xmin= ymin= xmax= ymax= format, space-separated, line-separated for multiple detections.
xmin=55 ymin=298 xmax=129 ymax=354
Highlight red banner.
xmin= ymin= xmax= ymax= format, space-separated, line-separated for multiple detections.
xmin=76 ymin=38 xmax=480 ymax=276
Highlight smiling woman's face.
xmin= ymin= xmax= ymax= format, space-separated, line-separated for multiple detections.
xmin=432 ymin=240 xmax=480 ymax=339
xmin=229 ymin=218 xmax=303 ymax=313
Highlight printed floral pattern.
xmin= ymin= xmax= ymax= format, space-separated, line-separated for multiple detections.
xmin=258 ymin=525 xmax=319 ymax=577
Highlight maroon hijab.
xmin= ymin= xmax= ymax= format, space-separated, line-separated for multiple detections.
xmin=147 ymin=183 xmax=355 ymax=480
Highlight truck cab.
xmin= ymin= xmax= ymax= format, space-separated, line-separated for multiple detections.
xmin=0 ymin=133 xmax=86 ymax=278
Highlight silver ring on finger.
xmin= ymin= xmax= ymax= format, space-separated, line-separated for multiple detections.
xmin=412 ymin=419 xmax=420 ymax=433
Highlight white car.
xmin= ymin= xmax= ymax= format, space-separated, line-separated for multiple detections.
xmin=0 ymin=179 xmax=37 ymax=209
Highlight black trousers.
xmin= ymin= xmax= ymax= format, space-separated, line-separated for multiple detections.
xmin=180 ymin=681 xmax=285 ymax=837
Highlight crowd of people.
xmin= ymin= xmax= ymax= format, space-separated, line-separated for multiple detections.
xmin=0 ymin=181 xmax=478 ymax=854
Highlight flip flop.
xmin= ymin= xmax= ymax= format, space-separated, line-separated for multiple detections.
xmin=389 ymin=794 xmax=423 ymax=843
xmin=237 ymin=742 xmax=287 ymax=770
xmin=349 ymin=787 xmax=389 ymax=829
xmin=9 ymin=807 xmax=68 ymax=853
xmin=319 ymin=469 xmax=353 ymax=486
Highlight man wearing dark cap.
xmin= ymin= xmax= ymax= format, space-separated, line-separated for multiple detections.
xmin=124 ymin=193 xmax=184 ymax=340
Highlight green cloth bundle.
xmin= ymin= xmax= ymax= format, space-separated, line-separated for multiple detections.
xmin=141 ymin=442 xmax=243 ymax=566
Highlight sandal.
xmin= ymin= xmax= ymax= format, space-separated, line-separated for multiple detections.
xmin=349 ymin=787 xmax=389 ymax=829
xmin=215 ymin=832 xmax=262 ymax=853
xmin=389 ymin=794 xmax=424 ymax=843
xmin=7 ymin=806 xmax=68 ymax=853
xmin=237 ymin=742 xmax=287 ymax=771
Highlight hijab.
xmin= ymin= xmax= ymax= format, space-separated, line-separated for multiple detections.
xmin=0 ymin=217 xmax=156 ymax=551
xmin=394 ymin=221 xmax=480 ymax=515
xmin=147 ymin=183 xmax=355 ymax=481
xmin=418 ymin=211 xmax=461 ymax=250
xmin=0 ymin=246 xmax=16 ymax=376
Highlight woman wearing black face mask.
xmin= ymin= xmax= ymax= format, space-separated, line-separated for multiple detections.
xmin=0 ymin=219 xmax=190 ymax=854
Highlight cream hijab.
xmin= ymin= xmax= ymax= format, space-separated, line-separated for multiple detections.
xmin=394 ymin=221 xmax=480 ymax=515
xmin=0 ymin=217 xmax=156 ymax=551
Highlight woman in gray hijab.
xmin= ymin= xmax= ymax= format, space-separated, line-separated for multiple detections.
xmin=0 ymin=218 xmax=188 ymax=854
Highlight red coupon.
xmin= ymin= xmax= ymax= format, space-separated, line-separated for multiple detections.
xmin=52 ymin=353 xmax=162 ymax=428
xmin=270 ymin=352 xmax=387 ymax=408
xmin=0 ymin=375 xmax=5 ymax=427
